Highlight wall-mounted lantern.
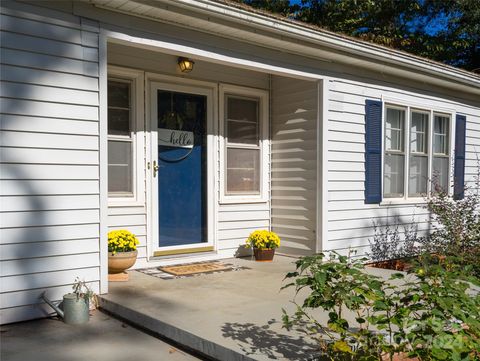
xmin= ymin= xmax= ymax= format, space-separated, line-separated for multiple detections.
xmin=178 ymin=57 xmax=194 ymax=73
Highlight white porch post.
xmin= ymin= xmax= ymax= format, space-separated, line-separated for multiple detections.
xmin=98 ymin=30 xmax=109 ymax=294
xmin=316 ymin=78 xmax=329 ymax=253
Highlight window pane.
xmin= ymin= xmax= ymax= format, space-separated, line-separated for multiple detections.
xmin=433 ymin=156 xmax=449 ymax=193
xmin=227 ymin=97 xmax=258 ymax=122
xmin=433 ymin=115 xmax=449 ymax=155
xmin=227 ymin=120 xmax=258 ymax=144
xmin=108 ymin=81 xmax=130 ymax=108
xmin=108 ymin=140 xmax=132 ymax=194
xmin=108 ymin=109 xmax=130 ymax=136
xmin=226 ymin=148 xmax=260 ymax=193
xmin=384 ymin=154 xmax=404 ymax=197
xmin=409 ymin=155 xmax=428 ymax=196
xmin=385 ymin=108 xmax=405 ymax=151
xmin=410 ymin=112 xmax=428 ymax=154
xmin=226 ymin=97 xmax=259 ymax=145
xmin=108 ymin=80 xmax=131 ymax=136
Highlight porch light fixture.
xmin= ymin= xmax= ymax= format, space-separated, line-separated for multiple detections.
xmin=178 ymin=57 xmax=194 ymax=73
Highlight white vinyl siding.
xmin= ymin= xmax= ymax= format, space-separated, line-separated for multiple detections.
xmin=271 ymin=76 xmax=318 ymax=256
xmin=327 ymin=79 xmax=480 ymax=256
xmin=0 ymin=1 xmax=100 ymax=324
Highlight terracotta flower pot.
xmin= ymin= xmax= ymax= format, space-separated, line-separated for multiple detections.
xmin=108 ymin=250 xmax=138 ymax=274
xmin=253 ymin=248 xmax=275 ymax=262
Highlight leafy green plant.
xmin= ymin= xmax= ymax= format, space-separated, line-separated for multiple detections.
xmin=420 ymin=171 xmax=480 ymax=280
xmin=282 ymin=251 xmax=480 ymax=361
xmin=282 ymin=252 xmax=394 ymax=360
xmin=72 ymin=277 xmax=97 ymax=307
xmin=395 ymin=256 xmax=480 ymax=361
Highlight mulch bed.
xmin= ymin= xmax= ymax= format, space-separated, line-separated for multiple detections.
xmin=366 ymin=258 xmax=415 ymax=271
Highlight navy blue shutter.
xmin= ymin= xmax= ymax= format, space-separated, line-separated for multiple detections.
xmin=365 ymin=100 xmax=383 ymax=204
xmin=454 ymin=114 xmax=466 ymax=200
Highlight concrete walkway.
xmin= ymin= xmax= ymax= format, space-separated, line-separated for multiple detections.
xmin=0 ymin=311 xmax=201 ymax=361
xmin=99 ymin=255 xmax=402 ymax=361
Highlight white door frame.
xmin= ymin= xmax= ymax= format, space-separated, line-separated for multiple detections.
xmin=146 ymin=73 xmax=218 ymax=257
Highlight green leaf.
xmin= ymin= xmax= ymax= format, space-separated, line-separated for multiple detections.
xmin=314 ymin=272 xmax=326 ymax=287
xmin=373 ymin=300 xmax=389 ymax=311
xmin=327 ymin=318 xmax=349 ymax=333
xmin=332 ymin=340 xmax=353 ymax=354
xmin=390 ymin=272 xmax=405 ymax=279
xmin=356 ymin=317 xmax=366 ymax=324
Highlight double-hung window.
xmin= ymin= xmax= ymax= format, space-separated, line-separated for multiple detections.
xmin=225 ymin=95 xmax=261 ymax=194
xmin=383 ymin=104 xmax=451 ymax=200
xmin=365 ymin=99 xmax=465 ymax=204
xmin=107 ymin=68 xmax=144 ymax=204
xmin=220 ymin=85 xmax=268 ymax=203
xmin=108 ymin=79 xmax=134 ymax=196
xmin=409 ymin=110 xmax=429 ymax=196
xmin=384 ymin=107 xmax=406 ymax=198
xmin=432 ymin=114 xmax=450 ymax=192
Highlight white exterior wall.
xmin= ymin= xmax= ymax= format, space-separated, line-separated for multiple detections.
xmin=0 ymin=1 xmax=101 ymax=323
xmin=271 ymin=76 xmax=318 ymax=255
xmin=325 ymin=78 xmax=480 ymax=255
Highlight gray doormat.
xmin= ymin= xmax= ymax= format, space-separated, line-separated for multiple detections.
xmin=137 ymin=261 xmax=249 ymax=280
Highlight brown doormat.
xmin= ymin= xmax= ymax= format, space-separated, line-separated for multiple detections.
xmin=160 ymin=262 xmax=231 ymax=276
xmin=137 ymin=261 xmax=249 ymax=280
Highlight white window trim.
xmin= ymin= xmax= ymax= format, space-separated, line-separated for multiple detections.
xmin=380 ymin=99 xmax=455 ymax=206
xmin=108 ymin=66 xmax=145 ymax=207
xmin=219 ymin=84 xmax=269 ymax=204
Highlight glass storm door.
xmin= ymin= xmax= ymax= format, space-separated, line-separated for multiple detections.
xmin=154 ymin=87 xmax=207 ymax=249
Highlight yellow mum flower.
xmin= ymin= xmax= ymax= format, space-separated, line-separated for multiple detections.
xmin=245 ymin=230 xmax=280 ymax=250
xmin=108 ymin=229 xmax=139 ymax=253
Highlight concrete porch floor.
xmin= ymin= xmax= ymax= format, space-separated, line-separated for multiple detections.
xmin=99 ymin=255 xmax=397 ymax=361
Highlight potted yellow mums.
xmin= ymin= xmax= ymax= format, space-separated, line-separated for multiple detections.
xmin=245 ymin=230 xmax=280 ymax=262
xmin=108 ymin=230 xmax=139 ymax=276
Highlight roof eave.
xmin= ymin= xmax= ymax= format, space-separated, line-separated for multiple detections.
xmin=89 ymin=0 xmax=480 ymax=95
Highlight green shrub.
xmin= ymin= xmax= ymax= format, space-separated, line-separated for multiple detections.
xmin=421 ymin=176 xmax=480 ymax=280
xmin=282 ymin=252 xmax=480 ymax=361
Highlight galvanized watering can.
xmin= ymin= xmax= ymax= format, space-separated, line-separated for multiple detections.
xmin=42 ymin=292 xmax=90 ymax=325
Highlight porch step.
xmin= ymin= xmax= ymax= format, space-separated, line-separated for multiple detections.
xmin=98 ymin=295 xmax=256 ymax=361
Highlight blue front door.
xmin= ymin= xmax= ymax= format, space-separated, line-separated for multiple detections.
xmin=156 ymin=90 xmax=207 ymax=247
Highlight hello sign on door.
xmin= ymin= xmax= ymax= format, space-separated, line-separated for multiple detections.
xmin=158 ymin=128 xmax=194 ymax=148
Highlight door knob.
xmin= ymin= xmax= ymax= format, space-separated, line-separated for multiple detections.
xmin=153 ymin=160 xmax=159 ymax=177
